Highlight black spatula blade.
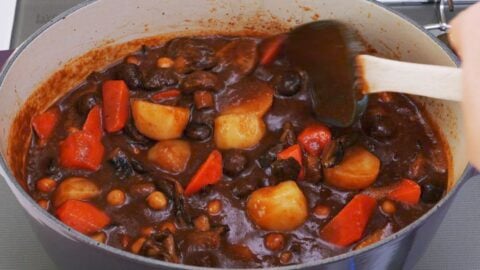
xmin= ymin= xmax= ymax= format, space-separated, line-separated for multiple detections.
xmin=286 ymin=20 xmax=367 ymax=127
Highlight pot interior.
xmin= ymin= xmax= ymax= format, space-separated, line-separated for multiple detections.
xmin=0 ymin=0 xmax=465 ymax=263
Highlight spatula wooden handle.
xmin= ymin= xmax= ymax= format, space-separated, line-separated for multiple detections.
xmin=357 ymin=55 xmax=462 ymax=101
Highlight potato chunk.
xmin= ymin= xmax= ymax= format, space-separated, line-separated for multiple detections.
xmin=214 ymin=113 xmax=266 ymax=149
xmin=148 ymin=140 xmax=191 ymax=174
xmin=132 ymin=100 xmax=189 ymax=140
xmin=53 ymin=177 xmax=100 ymax=207
xmin=217 ymin=79 xmax=274 ymax=117
xmin=324 ymin=146 xmax=380 ymax=190
xmin=246 ymin=181 xmax=308 ymax=231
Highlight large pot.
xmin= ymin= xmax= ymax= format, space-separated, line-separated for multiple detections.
xmin=0 ymin=0 xmax=478 ymax=269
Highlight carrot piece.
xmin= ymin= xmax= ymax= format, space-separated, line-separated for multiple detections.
xmin=387 ymin=179 xmax=421 ymax=205
xmin=185 ymin=150 xmax=223 ymax=196
xmin=259 ymin=34 xmax=287 ymax=65
xmin=59 ymin=132 xmax=105 ymax=171
xmin=59 ymin=106 xmax=104 ymax=171
xmin=32 ymin=108 xmax=60 ymax=143
xmin=82 ymin=106 xmax=103 ymax=139
xmin=56 ymin=200 xmax=110 ymax=235
xmin=151 ymin=89 xmax=181 ymax=101
xmin=277 ymin=144 xmax=304 ymax=180
xmin=102 ymin=80 xmax=130 ymax=133
xmin=320 ymin=194 xmax=377 ymax=247
xmin=297 ymin=124 xmax=332 ymax=156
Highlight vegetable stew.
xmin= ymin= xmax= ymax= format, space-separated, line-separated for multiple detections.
xmin=26 ymin=34 xmax=448 ymax=268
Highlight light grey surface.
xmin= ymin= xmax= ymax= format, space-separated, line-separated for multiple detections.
xmin=3 ymin=0 xmax=480 ymax=269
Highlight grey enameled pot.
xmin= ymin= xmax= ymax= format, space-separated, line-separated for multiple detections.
xmin=0 ymin=0 xmax=478 ymax=269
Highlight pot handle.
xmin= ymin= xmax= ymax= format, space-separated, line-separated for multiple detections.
xmin=424 ymin=0 xmax=453 ymax=32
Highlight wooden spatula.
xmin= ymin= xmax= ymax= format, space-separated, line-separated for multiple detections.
xmin=285 ymin=20 xmax=461 ymax=127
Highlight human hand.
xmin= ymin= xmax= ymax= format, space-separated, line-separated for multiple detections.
xmin=449 ymin=3 xmax=480 ymax=169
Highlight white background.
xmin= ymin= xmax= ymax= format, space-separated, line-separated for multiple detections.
xmin=0 ymin=0 xmax=17 ymax=50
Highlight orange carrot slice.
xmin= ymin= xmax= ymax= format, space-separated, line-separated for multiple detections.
xmin=102 ymin=80 xmax=130 ymax=133
xmin=185 ymin=150 xmax=223 ymax=196
xmin=320 ymin=194 xmax=377 ymax=247
xmin=56 ymin=200 xmax=110 ymax=235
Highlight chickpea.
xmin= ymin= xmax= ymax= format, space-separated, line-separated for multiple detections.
xmin=91 ymin=232 xmax=107 ymax=243
xmin=381 ymin=200 xmax=397 ymax=215
xmin=279 ymin=251 xmax=293 ymax=264
xmin=157 ymin=57 xmax=174 ymax=68
xmin=146 ymin=191 xmax=168 ymax=210
xmin=36 ymin=177 xmax=57 ymax=193
xmin=37 ymin=199 xmax=49 ymax=210
xmin=207 ymin=199 xmax=222 ymax=216
xmin=158 ymin=221 xmax=176 ymax=234
xmin=140 ymin=226 xmax=156 ymax=237
xmin=313 ymin=204 xmax=331 ymax=219
xmin=193 ymin=215 xmax=211 ymax=232
xmin=131 ymin=237 xmax=146 ymax=254
xmin=126 ymin=55 xmax=141 ymax=65
xmin=107 ymin=189 xmax=126 ymax=206
xmin=264 ymin=233 xmax=285 ymax=251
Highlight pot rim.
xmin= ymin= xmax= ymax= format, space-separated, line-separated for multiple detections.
xmin=0 ymin=0 xmax=474 ymax=269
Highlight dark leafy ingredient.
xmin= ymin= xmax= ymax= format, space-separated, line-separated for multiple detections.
xmin=116 ymin=63 xmax=143 ymax=89
xmin=185 ymin=122 xmax=212 ymax=141
xmin=320 ymin=140 xmax=344 ymax=168
xmin=142 ymin=232 xmax=179 ymax=263
xmin=223 ymin=150 xmax=248 ymax=176
xmin=272 ymin=70 xmax=302 ymax=97
xmin=271 ymin=158 xmax=301 ymax=182
xmin=76 ymin=92 xmax=101 ymax=116
xmin=305 ymin=154 xmax=322 ymax=183
xmin=420 ymin=183 xmax=444 ymax=204
xmin=108 ymin=148 xmax=135 ymax=179
xmin=155 ymin=176 xmax=192 ymax=226
xmin=143 ymin=69 xmax=178 ymax=90
xmin=131 ymin=158 xmax=149 ymax=174
xmin=181 ymin=71 xmax=223 ymax=93
xmin=280 ymin=122 xmax=296 ymax=146
xmin=258 ymin=144 xmax=285 ymax=168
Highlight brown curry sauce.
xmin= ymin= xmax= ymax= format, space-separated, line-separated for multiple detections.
xmin=23 ymin=35 xmax=447 ymax=268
